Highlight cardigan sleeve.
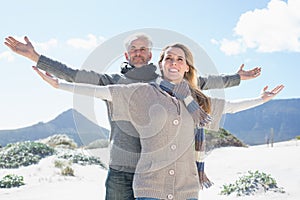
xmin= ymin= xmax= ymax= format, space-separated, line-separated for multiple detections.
xmin=108 ymin=83 xmax=149 ymax=121
xmin=58 ymin=82 xmax=135 ymax=121
xmin=59 ymin=82 xmax=112 ymax=101
xmin=206 ymin=97 xmax=264 ymax=131
xmin=223 ymin=97 xmax=264 ymax=114
xmin=59 ymin=82 xmax=154 ymax=122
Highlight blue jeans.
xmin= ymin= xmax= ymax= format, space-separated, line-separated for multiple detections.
xmin=105 ymin=168 xmax=198 ymax=200
xmin=136 ymin=198 xmax=197 ymax=200
xmin=105 ymin=168 xmax=135 ymax=200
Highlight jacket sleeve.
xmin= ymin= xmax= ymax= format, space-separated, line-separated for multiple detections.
xmin=36 ymin=55 xmax=113 ymax=85
xmin=198 ymin=74 xmax=241 ymax=90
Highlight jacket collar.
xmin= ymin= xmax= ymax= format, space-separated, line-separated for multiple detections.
xmin=121 ymin=62 xmax=159 ymax=81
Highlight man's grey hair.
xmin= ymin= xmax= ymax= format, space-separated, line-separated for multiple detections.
xmin=124 ymin=33 xmax=153 ymax=51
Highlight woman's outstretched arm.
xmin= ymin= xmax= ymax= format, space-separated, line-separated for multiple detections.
xmin=223 ymin=84 xmax=284 ymax=114
xmin=33 ymin=66 xmax=112 ymax=101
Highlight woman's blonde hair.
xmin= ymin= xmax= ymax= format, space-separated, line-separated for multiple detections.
xmin=158 ymin=43 xmax=211 ymax=114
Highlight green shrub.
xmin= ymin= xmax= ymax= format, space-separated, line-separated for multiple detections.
xmin=40 ymin=134 xmax=77 ymax=149
xmin=0 ymin=174 xmax=25 ymax=188
xmin=58 ymin=153 xmax=107 ymax=169
xmin=54 ymin=159 xmax=71 ymax=169
xmin=61 ymin=166 xmax=75 ymax=176
xmin=53 ymin=159 xmax=74 ymax=176
xmin=295 ymin=135 xmax=300 ymax=140
xmin=220 ymin=170 xmax=285 ymax=196
xmin=0 ymin=141 xmax=55 ymax=168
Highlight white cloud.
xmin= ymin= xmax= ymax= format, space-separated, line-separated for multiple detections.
xmin=34 ymin=39 xmax=58 ymax=51
xmin=66 ymin=34 xmax=106 ymax=50
xmin=0 ymin=51 xmax=14 ymax=62
xmin=210 ymin=39 xmax=219 ymax=45
xmin=220 ymin=39 xmax=247 ymax=55
xmin=215 ymin=0 xmax=300 ymax=55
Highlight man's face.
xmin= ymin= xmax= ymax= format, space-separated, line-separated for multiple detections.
xmin=125 ymin=38 xmax=152 ymax=68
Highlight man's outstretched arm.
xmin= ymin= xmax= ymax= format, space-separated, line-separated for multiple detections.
xmin=5 ymin=36 xmax=109 ymax=85
xmin=199 ymin=64 xmax=261 ymax=90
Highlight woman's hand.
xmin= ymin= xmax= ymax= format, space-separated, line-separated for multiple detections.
xmin=32 ymin=66 xmax=59 ymax=88
xmin=260 ymin=85 xmax=284 ymax=102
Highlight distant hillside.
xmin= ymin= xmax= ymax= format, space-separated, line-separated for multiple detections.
xmin=0 ymin=109 xmax=109 ymax=147
xmin=1 ymin=99 xmax=299 ymax=147
xmin=223 ymin=98 xmax=300 ymax=145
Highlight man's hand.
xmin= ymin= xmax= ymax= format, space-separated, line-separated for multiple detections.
xmin=4 ymin=36 xmax=40 ymax=62
xmin=237 ymin=64 xmax=261 ymax=80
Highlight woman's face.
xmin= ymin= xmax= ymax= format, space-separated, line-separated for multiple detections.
xmin=160 ymin=47 xmax=189 ymax=84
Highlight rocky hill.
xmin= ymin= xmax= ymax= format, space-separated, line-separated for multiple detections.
xmin=0 ymin=109 xmax=109 ymax=147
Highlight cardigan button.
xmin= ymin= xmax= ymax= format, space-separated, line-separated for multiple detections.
xmin=173 ymin=119 xmax=179 ymax=125
xmin=169 ymin=169 xmax=175 ymax=175
xmin=167 ymin=194 xmax=174 ymax=199
xmin=170 ymin=144 xmax=177 ymax=150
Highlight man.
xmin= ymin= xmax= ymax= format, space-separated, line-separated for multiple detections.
xmin=5 ymin=33 xmax=261 ymax=199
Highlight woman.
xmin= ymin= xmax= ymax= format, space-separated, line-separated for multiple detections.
xmin=33 ymin=43 xmax=283 ymax=200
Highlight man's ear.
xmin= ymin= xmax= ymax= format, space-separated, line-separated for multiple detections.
xmin=148 ymin=52 xmax=152 ymax=61
xmin=124 ymin=52 xmax=129 ymax=61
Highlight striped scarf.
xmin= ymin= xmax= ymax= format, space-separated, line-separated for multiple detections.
xmin=153 ymin=77 xmax=214 ymax=189
xmin=195 ymin=128 xmax=213 ymax=189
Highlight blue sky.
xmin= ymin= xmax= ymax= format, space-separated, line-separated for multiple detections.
xmin=1 ymin=0 xmax=299 ymax=130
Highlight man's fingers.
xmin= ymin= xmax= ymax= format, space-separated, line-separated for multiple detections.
xmin=239 ymin=64 xmax=244 ymax=70
xmin=4 ymin=37 xmax=14 ymax=46
xmin=251 ymin=67 xmax=261 ymax=77
xmin=7 ymin=36 xmax=18 ymax=44
xmin=24 ymin=36 xmax=30 ymax=44
xmin=4 ymin=37 xmax=20 ymax=51
xmin=4 ymin=41 xmax=13 ymax=49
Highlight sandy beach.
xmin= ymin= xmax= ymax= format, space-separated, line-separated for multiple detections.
xmin=0 ymin=140 xmax=299 ymax=200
